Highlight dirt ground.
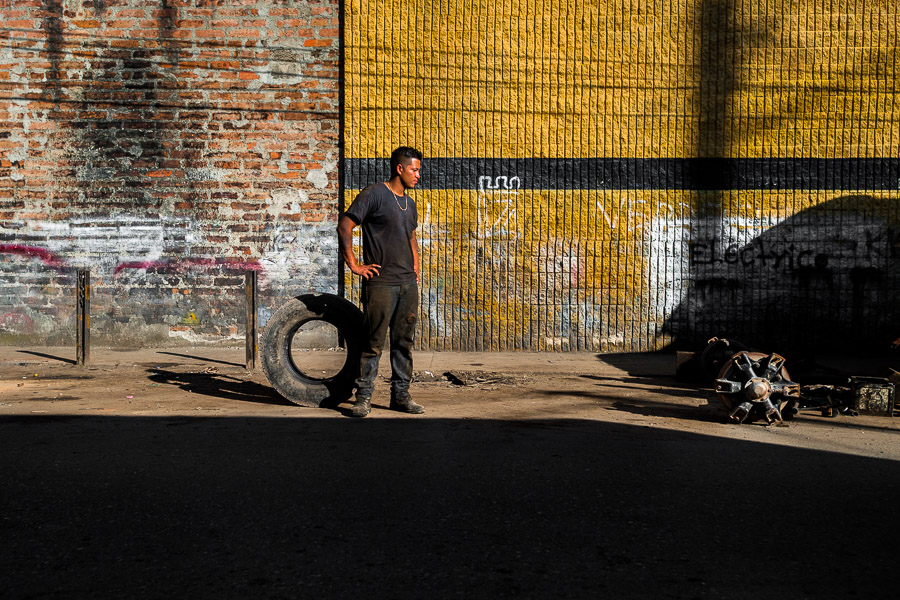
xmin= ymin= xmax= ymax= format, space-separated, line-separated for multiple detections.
xmin=3 ymin=345 xmax=899 ymax=459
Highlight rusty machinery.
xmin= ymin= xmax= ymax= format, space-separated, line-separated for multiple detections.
xmin=713 ymin=350 xmax=801 ymax=424
xmin=704 ymin=338 xmax=894 ymax=425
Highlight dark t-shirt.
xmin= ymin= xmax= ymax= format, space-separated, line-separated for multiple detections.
xmin=345 ymin=183 xmax=418 ymax=286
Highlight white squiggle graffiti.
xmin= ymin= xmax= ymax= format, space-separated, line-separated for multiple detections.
xmin=417 ymin=201 xmax=438 ymax=248
xmin=596 ymin=197 xmax=692 ymax=230
xmin=477 ymin=175 xmax=521 ymax=239
xmin=478 ymin=175 xmax=521 ymax=194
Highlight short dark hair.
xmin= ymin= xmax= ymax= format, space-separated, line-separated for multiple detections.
xmin=389 ymin=146 xmax=422 ymax=177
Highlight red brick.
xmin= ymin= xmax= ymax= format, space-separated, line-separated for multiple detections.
xmin=195 ymin=29 xmax=227 ymax=38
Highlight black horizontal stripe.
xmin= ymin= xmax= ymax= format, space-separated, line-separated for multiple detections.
xmin=344 ymin=157 xmax=900 ymax=191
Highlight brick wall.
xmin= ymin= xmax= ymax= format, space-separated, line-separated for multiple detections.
xmin=0 ymin=0 xmax=341 ymax=346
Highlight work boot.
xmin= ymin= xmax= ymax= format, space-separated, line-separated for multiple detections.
xmin=349 ymin=395 xmax=371 ymax=418
xmin=390 ymin=392 xmax=425 ymax=414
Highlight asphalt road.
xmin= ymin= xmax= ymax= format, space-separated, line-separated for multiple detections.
xmin=3 ymin=410 xmax=900 ymax=599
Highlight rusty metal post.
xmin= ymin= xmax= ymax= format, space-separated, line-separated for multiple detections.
xmin=245 ymin=270 xmax=258 ymax=370
xmin=76 ymin=268 xmax=90 ymax=367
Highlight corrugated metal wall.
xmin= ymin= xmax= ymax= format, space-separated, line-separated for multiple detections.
xmin=342 ymin=0 xmax=900 ymax=352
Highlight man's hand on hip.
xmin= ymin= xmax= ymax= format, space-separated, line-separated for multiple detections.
xmin=352 ymin=263 xmax=381 ymax=280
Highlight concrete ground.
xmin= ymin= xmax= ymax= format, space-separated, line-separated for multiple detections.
xmin=2 ymin=345 xmax=900 ymax=598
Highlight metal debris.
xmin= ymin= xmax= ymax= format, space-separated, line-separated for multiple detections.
xmin=701 ymin=337 xmax=897 ymax=425
xmin=715 ymin=351 xmax=799 ymax=424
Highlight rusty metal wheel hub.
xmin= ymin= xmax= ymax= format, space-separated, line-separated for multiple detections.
xmin=714 ymin=351 xmax=800 ymax=425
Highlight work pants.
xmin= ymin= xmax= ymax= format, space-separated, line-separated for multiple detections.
xmin=355 ymin=282 xmax=418 ymax=398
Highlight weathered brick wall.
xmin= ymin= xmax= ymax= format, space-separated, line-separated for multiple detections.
xmin=344 ymin=0 xmax=900 ymax=353
xmin=0 ymin=0 xmax=340 ymax=346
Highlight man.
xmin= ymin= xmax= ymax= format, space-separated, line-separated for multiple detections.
xmin=337 ymin=146 xmax=425 ymax=418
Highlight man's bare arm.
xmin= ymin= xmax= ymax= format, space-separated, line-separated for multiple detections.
xmin=337 ymin=215 xmax=380 ymax=280
xmin=410 ymin=230 xmax=420 ymax=283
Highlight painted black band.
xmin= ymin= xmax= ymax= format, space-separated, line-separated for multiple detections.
xmin=344 ymin=157 xmax=900 ymax=191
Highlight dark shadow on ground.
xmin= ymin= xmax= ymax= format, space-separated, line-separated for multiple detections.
xmin=606 ymin=399 xmax=726 ymax=424
xmin=579 ymin=374 xmax=705 ymax=398
xmin=541 ymin=383 xmax=900 ymax=433
xmin=156 ymin=351 xmax=245 ymax=367
xmin=16 ymin=350 xmax=76 ymax=365
xmin=593 ymin=352 xmax=675 ymax=377
xmin=146 ymin=368 xmax=294 ymax=407
xmin=537 ymin=387 xmax=724 ymax=424
xmin=2 ymin=414 xmax=899 ymax=598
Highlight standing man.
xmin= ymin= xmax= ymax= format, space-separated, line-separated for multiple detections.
xmin=337 ymin=146 xmax=425 ymax=418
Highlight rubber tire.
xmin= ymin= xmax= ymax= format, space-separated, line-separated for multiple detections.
xmin=261 ymin=293 xmax=364 ymax=407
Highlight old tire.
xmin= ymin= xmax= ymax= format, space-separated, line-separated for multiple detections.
xmin=261 ymin=293 xmax=364 ymax=407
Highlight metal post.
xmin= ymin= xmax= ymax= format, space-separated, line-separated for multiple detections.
xmin=76 ymin=268 xmax=90 ymax=367
xmin=245 ymin=270 xmax=258 ymax=370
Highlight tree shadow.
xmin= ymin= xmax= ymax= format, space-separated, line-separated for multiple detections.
xmin=675 ymin=0 xmax=900 ymax=357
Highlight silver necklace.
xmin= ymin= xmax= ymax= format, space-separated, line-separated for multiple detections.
xmin=385 ymin=182 xmax=408 ymax=211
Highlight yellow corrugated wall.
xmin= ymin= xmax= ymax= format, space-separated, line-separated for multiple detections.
xmin=343 ymin=0 xmax=900 ymax=352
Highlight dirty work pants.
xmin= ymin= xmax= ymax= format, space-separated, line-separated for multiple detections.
xmin=355 ymin=282 xmax=418 ymax=399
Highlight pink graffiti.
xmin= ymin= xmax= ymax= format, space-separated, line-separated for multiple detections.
xmin=114 ymin=258 xmax=263 ymax=275
xmin=0 ymin=312 xmax=35 ymax=333
xmin=0 ymin=245 xmax=263 ymax=275
xmin=0 ymin=244 xmax=67 ymax=269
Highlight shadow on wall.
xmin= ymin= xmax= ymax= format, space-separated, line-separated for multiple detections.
xmin=663 ymin=195 xmax=900 ymax=354
xmin=668 ymin=2 xmax=899 ymax=355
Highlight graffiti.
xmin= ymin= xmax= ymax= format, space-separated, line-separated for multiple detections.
xmin=0 ymin=217 xmax=191 ymax=274
xmin=478 ymin=175 xmax=521 ymax=194
xmin=477 ymin=175 xmax=521 ymax=239
xmin=114 ymin=258 xmax=263 ymax=276
xmin=597 ymin=197 xmax=692 ymax=230
xmin=0 ymin=243 xmax=264 ymax=276
xmin=0 ymin=244 xmax=67 ymax=270
xmin=179 ymin=312 xmax=200 ymax=326
xmin=690 ymin=238 xmax=831 ymax=270
xmin=647 ymin=212 xmax=898 ymax=329
xmin=687 ymin=224 xmax=896 ymax=272
xmin=651 ymin=199 xmax=899 ymax=351
xmin=257 ymin=222 xmax=337 ymax=293
xmin=0 ymin=312 xmax=34 ymax=333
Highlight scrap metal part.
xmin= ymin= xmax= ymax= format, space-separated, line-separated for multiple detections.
xmin=715 ymin=351 xmax=800 ymax=424
xmin=700 ymin=337 xmax=749 ymax=381
xmin=791 ymin=384 xmax=857 ymax=418
xmin=703 ymin=337 xmax=894 ymax=424
xmin=851 ymin=376 xmax=896 ymax=414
